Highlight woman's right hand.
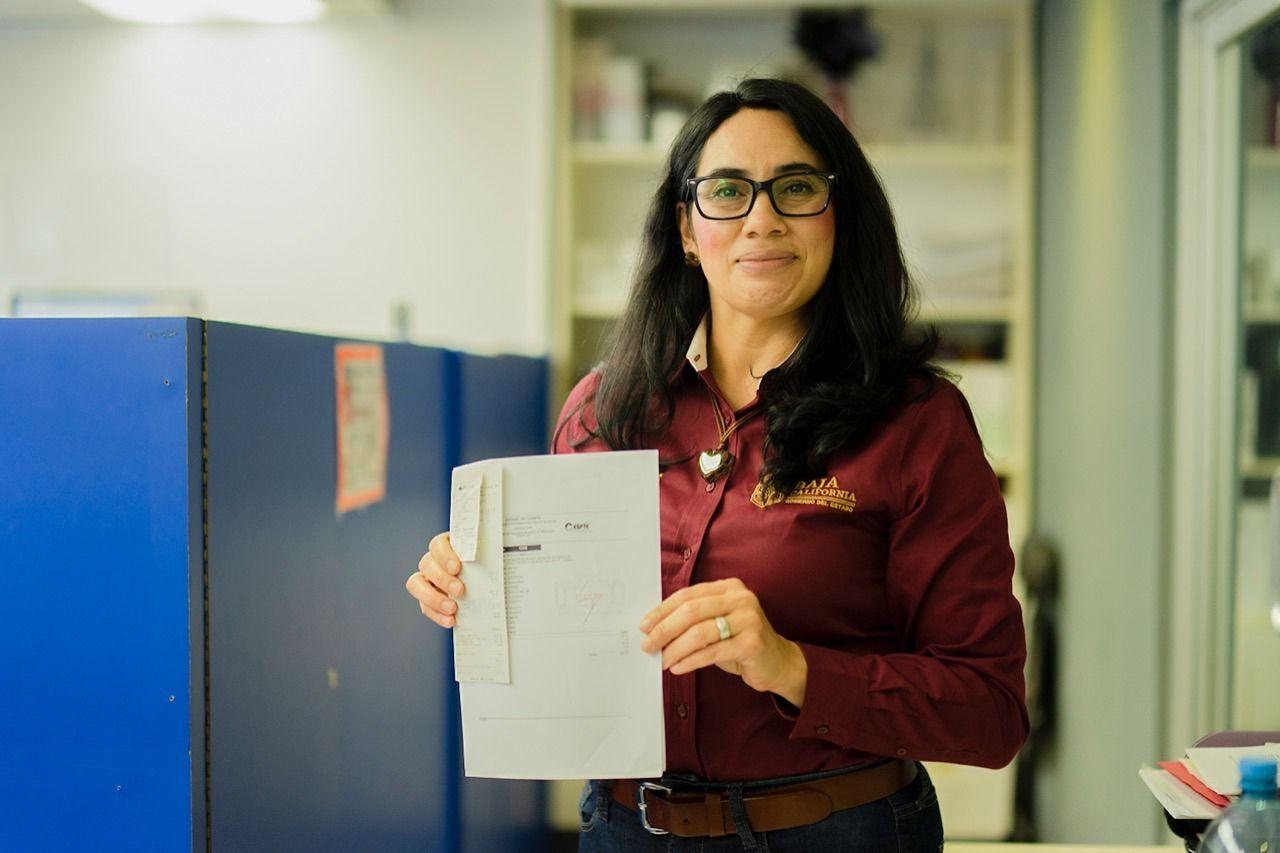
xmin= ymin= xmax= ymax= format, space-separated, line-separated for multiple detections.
xmin=405 ymin=532 xmax=466 ymax=628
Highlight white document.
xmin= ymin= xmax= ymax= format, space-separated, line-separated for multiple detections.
xmin=455 ymin=450 xmax=664 ymax=780
xmin=451 ymin=463 xmax=510 ymax=684
xmin=1138 ymin=765 xmax=1223 ymax=820
xmin=1185 ymin=744 xmax=1280 ymax=795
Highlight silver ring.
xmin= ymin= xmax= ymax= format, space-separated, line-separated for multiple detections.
xmin=714 ymin=615 xmax=731 ymax=642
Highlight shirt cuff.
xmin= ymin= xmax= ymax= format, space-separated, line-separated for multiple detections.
xmin=770 ymin=693 xmax=800 ymax=720
xmin=774 ymin=642 xmax=871 ymax=750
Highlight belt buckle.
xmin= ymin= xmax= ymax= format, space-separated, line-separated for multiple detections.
xmin=637 ymin=781 xmax=673 ymax=835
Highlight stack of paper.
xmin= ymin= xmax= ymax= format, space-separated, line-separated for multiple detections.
xmin=1140 ymin=743 xmax=1280 ymax=820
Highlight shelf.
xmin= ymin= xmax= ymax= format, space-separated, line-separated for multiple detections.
xmin=991 ymin=461 xmax=1018 ymax=480
xmin=1241 ymin=457 xmax=1279 ymax=481
xmin=1244 ymin=304 xmax=1280 ymax=324
xmin=563 ymin=0 xmax=1029 ymax=13
xmin=1246 ymin=146 xmax=1280 ymax=171
xmin=916 ymin=297 xmax=1014 ymax=324
xmin=573 ymin=292 xmax=628 ymax=319
xmin=572 ymin=141 xmax=666 ymax=168
xmin=579 ymin=297 xmax=1013 ymax=324
xmin=865 ymin=143 xmax=1016 ymax=172
xmin=577 ymin=294 xmax=1015 ymax=324
xmin=572 ymin=141 xmax=1018 ymax=173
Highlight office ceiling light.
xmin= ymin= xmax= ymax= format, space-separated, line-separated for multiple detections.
xmin=209 ymin=0 xmax=326 ymax=23
xmin=79 ymin=0 xmax=326 ymax=24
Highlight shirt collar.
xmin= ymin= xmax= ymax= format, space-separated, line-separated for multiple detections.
xmin=683 ymin=312 xmax=804 ymax=392
xmin=685 ymin=313 xmax=710 ymax=373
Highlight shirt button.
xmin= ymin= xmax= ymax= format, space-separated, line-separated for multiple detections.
xmin=896 ymin=747 xmax=908 ymax=756
xmin=677 ymin=703 xmax=688 ymax=719
xmin=705 ymin=482 xmax=715 ymax=492
xmin=816 ymin=725 xmax=830 ymax=735
xmin=682 ymin=547 xmax=692 ymax=561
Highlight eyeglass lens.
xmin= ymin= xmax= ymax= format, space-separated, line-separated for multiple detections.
xmin=694 ymin=174 xmax=831 ymax=219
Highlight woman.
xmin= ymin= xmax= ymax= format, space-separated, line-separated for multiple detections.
xmin=406 ymin=78 xmax=1027 ymax=851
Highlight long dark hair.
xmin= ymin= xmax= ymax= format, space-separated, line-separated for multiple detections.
xmin=574 ymin=78 xmax=941 ymax=493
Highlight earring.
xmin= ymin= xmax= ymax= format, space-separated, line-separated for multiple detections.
xmin=683 ymin=251 xmax=700 ymax=267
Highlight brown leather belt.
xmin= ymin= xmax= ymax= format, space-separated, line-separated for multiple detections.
xmin=609 ymin=759 xmax=916 ymax=838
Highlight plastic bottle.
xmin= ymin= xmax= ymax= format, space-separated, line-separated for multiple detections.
xmin=1198 ymin=756 xmax=1280 ymax=852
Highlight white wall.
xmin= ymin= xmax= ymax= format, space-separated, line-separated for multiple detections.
xmin=0 ymin=0 xmax=553 ymax=354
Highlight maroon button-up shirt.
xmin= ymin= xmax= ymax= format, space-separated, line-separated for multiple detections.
xmin=552 ymin=323 xmax=1028 ymax=782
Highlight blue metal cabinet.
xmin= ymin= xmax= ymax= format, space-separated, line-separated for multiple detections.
xmin=0 ymin=318 xmax=205 ymax=852
xmin=204 ymin=323 xmax=454 ymax=851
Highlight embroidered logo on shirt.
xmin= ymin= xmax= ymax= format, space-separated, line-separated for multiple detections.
xmin=750 ymin=476 xmax=857 ymax=512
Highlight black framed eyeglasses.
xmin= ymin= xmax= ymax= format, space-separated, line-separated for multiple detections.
xmin=685 ymin=171 xmax=837 ymax=220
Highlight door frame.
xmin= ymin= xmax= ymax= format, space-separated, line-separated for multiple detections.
xmin=1169 ymin=0 xmax=1280 ymax=756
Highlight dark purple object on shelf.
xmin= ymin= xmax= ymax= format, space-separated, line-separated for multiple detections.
xmin=792 ymin=9 xmax=882 ymax=126
xmin=1250 ymin=20 xmax=1280 ymax=145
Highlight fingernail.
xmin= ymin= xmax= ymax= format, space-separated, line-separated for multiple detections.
xmin=442 ymin=616 xmax=454 ymax=627
xmin=448 ymin=560 xmax=460 ymax=573
xmin=449 ymin=581 xmax=463 ymax=596
xmin=639 ymin=618 xmax=651 ymax=632
xmin=443 ymin=600 xmax=456 ymax=613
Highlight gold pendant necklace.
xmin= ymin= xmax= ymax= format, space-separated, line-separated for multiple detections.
xmin=698 ymin=387 xmax=763 ymax=483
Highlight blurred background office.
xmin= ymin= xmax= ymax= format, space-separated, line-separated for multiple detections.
xmin=0 ymin=0 xmax=1277 ymax=848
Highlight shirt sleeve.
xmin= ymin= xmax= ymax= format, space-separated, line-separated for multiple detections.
xmin=777 ymin=380 xmax=1029 ymax=769
xmin=550 ymin=371 xmax=602 ymax=455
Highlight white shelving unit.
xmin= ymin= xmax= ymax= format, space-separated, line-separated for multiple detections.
xmin=550 ymin=0 xmax=1035 ymax=839
xmin=1240 ymin=457 xmax=1280 ymax=481
xmin=1246 ymin=144 xmax=1280 ymax=170
xmin=1243 ymin=303 xmax=1280 ymax=324
xmin=1240 ymin=144 xmax=1280 ymax=484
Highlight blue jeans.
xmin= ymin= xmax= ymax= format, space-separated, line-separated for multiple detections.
xmin=577 ymin=763 xmax=944 ymax=852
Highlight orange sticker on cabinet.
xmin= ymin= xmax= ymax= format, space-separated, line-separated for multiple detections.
xmin=335 ymin=343 xmax=389 ymax=514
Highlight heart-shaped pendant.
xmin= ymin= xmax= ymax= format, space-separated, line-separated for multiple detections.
xmin=698 ymin=448 xmax=733 ymax=482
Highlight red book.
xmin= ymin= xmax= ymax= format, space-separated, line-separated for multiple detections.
xmin=1159 ymin=760 xmax=1233 ymax=808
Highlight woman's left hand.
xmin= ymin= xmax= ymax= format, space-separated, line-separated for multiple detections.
xmin=639 ymin=577 xmax=808 ymax=707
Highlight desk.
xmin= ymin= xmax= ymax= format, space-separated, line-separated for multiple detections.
xmin=952 ymin=840 xmax=1177 ymax=845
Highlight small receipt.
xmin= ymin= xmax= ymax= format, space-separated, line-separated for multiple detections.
xmin=450 ymin=461 xmax=510 ymax=684
xmin=449 ymin=467 xmax=483 ymax=562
